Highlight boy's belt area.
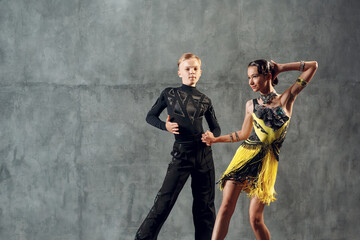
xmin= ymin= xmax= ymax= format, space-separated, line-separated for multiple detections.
xmin=175 ymin=133 xmax=203 ymax=142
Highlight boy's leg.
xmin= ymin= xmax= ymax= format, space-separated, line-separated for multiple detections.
xmin=191 ymin=143 xmax=216 ymax=240
xmin=135 ymin=143 xmax=192 ymax=240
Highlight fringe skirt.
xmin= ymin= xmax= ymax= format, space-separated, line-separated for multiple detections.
xmin=217 ymin=142 xmax=278 ymax=205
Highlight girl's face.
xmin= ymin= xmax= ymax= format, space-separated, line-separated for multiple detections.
xmin=247 ymin=66 xmax=269 ymax=92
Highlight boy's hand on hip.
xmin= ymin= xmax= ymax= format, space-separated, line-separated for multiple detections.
xmin=166 ymin=115 xmax=179 ymax=134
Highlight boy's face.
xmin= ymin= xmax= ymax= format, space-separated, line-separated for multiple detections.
xmin=178 ymin=58 xmax=202 ymax=87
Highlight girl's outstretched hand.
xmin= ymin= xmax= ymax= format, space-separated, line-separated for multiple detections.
xmin=202 ymin=130 xmax=215 ymax=146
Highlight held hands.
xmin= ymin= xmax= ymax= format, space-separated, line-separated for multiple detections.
xmin=166 ymin=115 xmax=179 ymax=134
xmin=201 ymin=130 xmax=215 ymax=146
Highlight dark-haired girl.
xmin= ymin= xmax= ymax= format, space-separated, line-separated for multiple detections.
xmin=202 ymin=59 xmax=318 ymax=240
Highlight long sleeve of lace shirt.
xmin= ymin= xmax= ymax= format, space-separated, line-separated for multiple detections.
xmin=145 ymin=91 xmax=167 ymax=131
xmin=205 ymin=103 xmax=221 ymax=137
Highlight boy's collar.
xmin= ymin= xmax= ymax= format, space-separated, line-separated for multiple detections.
xmin=181 ymin=84 xmax=196 ymax=89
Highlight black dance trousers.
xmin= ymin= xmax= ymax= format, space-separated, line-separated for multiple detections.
xmin=135 ymin=140 xmax=216 ymax=240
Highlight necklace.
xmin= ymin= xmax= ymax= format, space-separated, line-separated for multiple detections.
xmin=260 ymin=91 xmax=277 ymax=104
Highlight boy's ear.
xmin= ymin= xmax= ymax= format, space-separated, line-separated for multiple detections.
xmin=178 ymin=71 xmax=181 ymax=77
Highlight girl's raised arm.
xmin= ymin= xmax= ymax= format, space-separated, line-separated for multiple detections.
xmin=272 ymin=60 xmax=318 ymax=115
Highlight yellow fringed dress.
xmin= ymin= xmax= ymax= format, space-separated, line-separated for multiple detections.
xmin=218 ymin=98 xmax=290 ymax=205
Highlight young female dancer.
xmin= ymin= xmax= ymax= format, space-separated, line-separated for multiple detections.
xmin=202 ymin=59 xmax=318 ymax=240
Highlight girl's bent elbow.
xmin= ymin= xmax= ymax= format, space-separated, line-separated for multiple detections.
xmin=242 ymin=133 xmax=251 ymax=140
xmin=313 ymin=61 xmax=319 ymax=69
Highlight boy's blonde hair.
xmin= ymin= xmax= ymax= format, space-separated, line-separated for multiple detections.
xmin=177 ymin=53 xmax=201 ymax=68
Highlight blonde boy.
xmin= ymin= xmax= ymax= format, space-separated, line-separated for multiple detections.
xmin=135 ymin=53 xmax=221 ymax=240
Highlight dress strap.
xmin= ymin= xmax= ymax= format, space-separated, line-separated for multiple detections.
xmin=252 ymin=98 xmax=259 ymax=112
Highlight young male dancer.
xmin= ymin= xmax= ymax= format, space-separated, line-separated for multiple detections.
xmin=135 ymin=53 xmax=221 ymax=240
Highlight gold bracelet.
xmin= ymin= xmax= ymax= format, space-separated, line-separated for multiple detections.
xmin=296 ymin=78 xmax=307 ymax=87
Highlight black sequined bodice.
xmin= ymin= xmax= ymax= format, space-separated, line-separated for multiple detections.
xmin=146 ymin=84 xmax=221 ymax=141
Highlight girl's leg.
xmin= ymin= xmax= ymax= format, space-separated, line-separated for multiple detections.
xmin=211 ymin=181 xmax=242 ymax=240
xmin=249 ymin=197 xmax=270 ymax=240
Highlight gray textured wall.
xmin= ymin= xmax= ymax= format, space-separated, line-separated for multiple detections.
xmin=0 ymin=0 xmax=359 ymax=239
